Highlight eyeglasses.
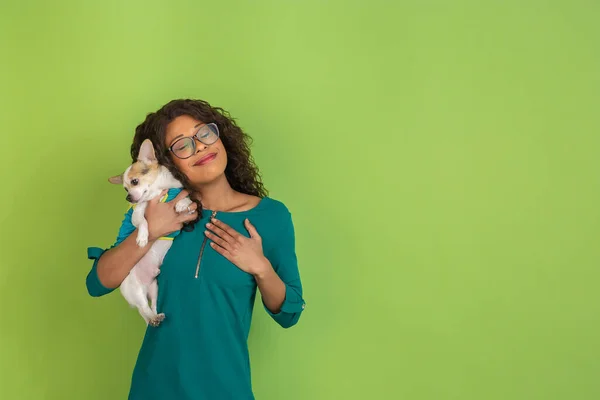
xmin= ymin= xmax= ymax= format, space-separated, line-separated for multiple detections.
xmin=168 ymin=123 xmax=220 ymax=159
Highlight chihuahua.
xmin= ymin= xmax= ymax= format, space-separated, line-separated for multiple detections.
xmin=108 ymin=139 xmax=193 ymax=327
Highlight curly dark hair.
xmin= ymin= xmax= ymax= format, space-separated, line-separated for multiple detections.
xmin=130 ymin=99 xmax=268 ymax=228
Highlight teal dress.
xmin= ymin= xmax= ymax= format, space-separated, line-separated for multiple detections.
xmin=85 ymin=196 xmax=306 ymax=400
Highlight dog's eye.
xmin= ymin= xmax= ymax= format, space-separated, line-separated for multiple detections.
xmin=131 ymin=179 xmax=139 ymax=186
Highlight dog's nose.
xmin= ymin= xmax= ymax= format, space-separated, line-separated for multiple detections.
xmin=126 ymin=194 xmax=133 ymax=202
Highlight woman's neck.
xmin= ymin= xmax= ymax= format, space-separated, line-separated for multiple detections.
xmin=192 ymin=175 xmax=239 ymax=212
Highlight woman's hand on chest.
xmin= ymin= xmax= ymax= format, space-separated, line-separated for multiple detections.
xmin=204 ymin=217 xmax=271 ymax=277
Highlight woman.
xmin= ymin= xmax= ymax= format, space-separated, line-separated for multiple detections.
xmin=85 ymin=99 xmax=306 ymax=400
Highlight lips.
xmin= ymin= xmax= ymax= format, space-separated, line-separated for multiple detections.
xmin=194 ymin=152 xmax=217 ymax=166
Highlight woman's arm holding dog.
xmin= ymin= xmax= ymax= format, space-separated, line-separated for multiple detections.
xmin=96 ymin=190 xmax=196 ymax=289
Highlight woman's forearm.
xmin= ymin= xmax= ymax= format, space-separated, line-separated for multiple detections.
xmin=96 ymin=231 xmax=154 ymax=289
xmin=254 ymin=261 xmax=287 ymax=314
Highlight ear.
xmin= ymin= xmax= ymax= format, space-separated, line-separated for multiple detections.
xmin=108 ymin=174 xmax=123 ymax=185
xmin=138 ymin=139 xmax=157 ymax=163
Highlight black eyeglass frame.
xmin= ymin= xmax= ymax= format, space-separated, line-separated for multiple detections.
xmin=167 ymin=122 xmax=220 ymax=159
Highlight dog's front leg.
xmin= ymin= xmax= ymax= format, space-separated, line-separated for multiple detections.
xmin=174 ymin=196 xmax=193 ymax=213
xmin=132 ymin=202 xmax=149 ymax=247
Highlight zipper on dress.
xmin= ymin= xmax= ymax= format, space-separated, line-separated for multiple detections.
xmin=194 ymin=210 xmax=218 ymax=278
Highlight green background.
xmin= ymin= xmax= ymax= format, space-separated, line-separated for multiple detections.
xmin=1 ymin=1 xmax=599 ymax=399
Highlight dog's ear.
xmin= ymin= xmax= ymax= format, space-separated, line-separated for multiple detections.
xmin=138 ymin=139 xmax=157 ymax=164
xmin=108 ymin=174 xmax=123 ymax=185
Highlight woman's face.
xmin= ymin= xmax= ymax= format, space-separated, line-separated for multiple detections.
xmin=164 ymin=115 xmax=228 ymax=186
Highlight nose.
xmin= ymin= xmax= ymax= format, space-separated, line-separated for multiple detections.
xmin=126 ymin=194 xmax=133 ymax=202
xmin=194 ymin=137 xmax=208 ymax=153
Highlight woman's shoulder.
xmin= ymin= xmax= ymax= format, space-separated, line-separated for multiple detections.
xmin=257 ymin=196 xmax=292 ymax=217
xmin=255 ymin=197 xmax=296 ymax=252
xmin=250 ymin=197 xmax=295 ymax=236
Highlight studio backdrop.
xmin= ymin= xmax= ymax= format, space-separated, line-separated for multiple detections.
xmin=1 ymin=1 xmax=599 ymax=399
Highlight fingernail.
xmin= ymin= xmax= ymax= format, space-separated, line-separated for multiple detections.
xmin=205 ymin=223 xmax=211 ymax=227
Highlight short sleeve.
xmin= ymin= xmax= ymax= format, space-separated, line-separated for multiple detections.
xmin=263 ymin=210 xmax=306 ymax=328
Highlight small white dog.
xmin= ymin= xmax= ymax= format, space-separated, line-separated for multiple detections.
xmin=108 ymin=139 xmax=193 ymax=327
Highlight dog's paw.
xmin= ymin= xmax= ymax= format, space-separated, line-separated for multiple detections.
xmin=149 ymin=313 xmax=165 ymax=327
xmin=175 ymin=198 xmax=192 ymax=213
xmin=136 ymin=222 xmax=150 ymax=246
xmin=136 ymin=235 xmax=148 ymax=247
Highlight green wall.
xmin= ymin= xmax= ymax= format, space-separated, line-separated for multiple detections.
xmin=1 ymin=1 xmax=599 ymax=399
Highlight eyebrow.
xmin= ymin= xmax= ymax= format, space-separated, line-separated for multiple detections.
xmin=170 ymin=123 xmax=204 ymax=143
